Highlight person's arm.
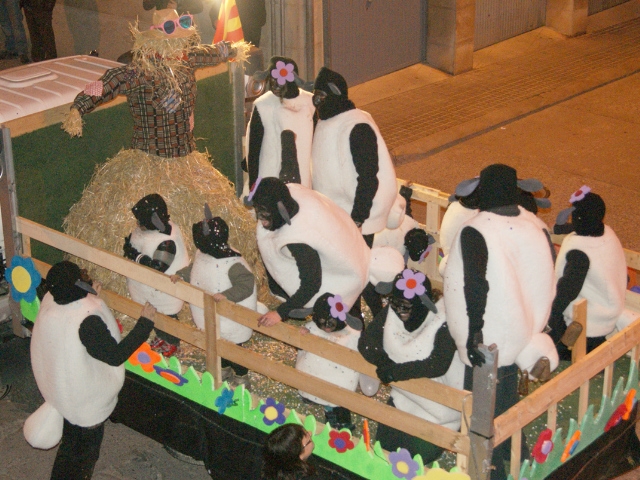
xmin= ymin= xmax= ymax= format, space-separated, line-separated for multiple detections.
xmin=349 ymin=123 xmax=379 ymax=226
xmin=357 ymin=305 xmax=391 ymax=366
xmin=461 ymin=226 xmax=489 ymax=366
xmin=548 ymin=249 xmax=589 ymax=343
xmin=79 ymin=314 xmax=154 ymax=366
xmin=124 ymin=235 xmax=177 ymax=273
xmin=247 ymin=107 xmax=264 ymax=188
xmin=375 ymin=323 xmax=457 ymax=383
xmin=220 ymin=262 xmax=255 ymax=303
xmin=275 ymin=244 xmax=322 ymax=318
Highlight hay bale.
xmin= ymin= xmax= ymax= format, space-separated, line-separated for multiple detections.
xmin=63 ymin=149 xmax=270 ymax=319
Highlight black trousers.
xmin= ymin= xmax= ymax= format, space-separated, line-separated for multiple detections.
xmin=50 ymin=419 xmax=105 ymax=480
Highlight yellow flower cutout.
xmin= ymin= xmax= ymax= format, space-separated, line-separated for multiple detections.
xmin=413 ymin=467 xmax=471 ymax=480
xmin=6 ymin=256 xmax=41 ymax=303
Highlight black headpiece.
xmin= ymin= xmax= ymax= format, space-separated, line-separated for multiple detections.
xmin=477 ymin=164 xmax=518 ymax=211
xmin=251 ymin=56 xmax=310 ymax=99
xmin=244 ymin=177 xmax=299 ymax=231
xmin=132 ymin=193 xmax=170 ymax=233
xmin=555 ymin=187 xmax=605 ymax=237
xmin=288 ymin=292 xmax=363 ymax=331
xmin=404 ymin=228 xmax=436 ymax=263
xmin=312 ymin=67 xmax=355 ymax=120
xmin=46 ymin=260 xmax=97 ymax=305
xmin=192 ymin=206 xmax=240 ymax=259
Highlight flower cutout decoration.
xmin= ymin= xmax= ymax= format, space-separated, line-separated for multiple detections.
xmin=215 ymin=388 xmax=237 ymax=415
xmin=328 ymin=430 xmax=354 ymax=453
xmin=569 ymin=185 xmax=591 ymax=204
xmin=605 ymin=403 xmax=627 ymax=432
xmin=129 ymin=343 xmax=162 ymax=373
xmin=395 ymin=269 xmax=426 ymax=300
xmin=260 ymin=397 xmax=286 ymax=426
xmin=418 ymin=244 xmax=433 ymax=264
xmin=153 ymin=365 xmax=188 ymax=386
xmin=271 ymin=61 xmax=295 ymax=85
xmin=560 ymin=430 xmax=581 ymax=462
xmin=328 ymin=295 xmax=347 ymax=322
xmin=6 ymin=256 xmax=41 ymax=303
xmin=531 ymin=428 xmax=554 ymax=463
xmin=389 ymin=448 xmax=419 ymax=479
xmin=247 ymin=177 xmax=262 ymax=202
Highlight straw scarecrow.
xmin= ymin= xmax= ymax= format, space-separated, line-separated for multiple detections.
xmin=62 ymin=10 xmax=261 ymax=325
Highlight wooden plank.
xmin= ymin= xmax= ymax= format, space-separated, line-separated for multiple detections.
xmin=18 ymin=217 xmax=205 ymax=307
xmin=204 ymin=293 xmax=222 ymax=388
xmin=218 ymin=340 xmax=471 ymax=455
xmin=626 ymin=290 xmax=640 ymax=313
xmin=397 ymin=177 xmax=450 ymax=208
xmin=493 ymin=317 xmax=640 ymax=445
xmin=578 ymin=381 xmax=589 ymax=423
xmin=215 ymin=300 xmax=470 ymax=411
xmin=572 ymin=299 xmax=587 ymax=364
xmin=547 ymin=403 xmax=557 ymax=433
xmin=510 ymin=430 xmax=521 ymax=479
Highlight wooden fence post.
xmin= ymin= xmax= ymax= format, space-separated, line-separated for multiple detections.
xmin=468 ymin=344 xmax=499 ymax=480
xmin=204 ymin=293 xmax=222 ymax=388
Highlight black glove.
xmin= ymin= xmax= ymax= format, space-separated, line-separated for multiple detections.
xmin=466 ymin=331 xmax=485 ymax=367
xmin=123 ymin=234 xmax=140 ymax=261
xmin=376 ymin=363 xmax=396 ymax=384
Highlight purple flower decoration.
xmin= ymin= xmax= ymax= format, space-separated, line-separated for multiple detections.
xmin=260 ymin=397 xmax=286 ymax=426
xmin=569 ymin=185 xmax=591 ymax=204
xmin=153 ymin=366 xmax=188 ymax=386
xmin=327 ymin=295 xmax=347 ymax=321
xmin=271 ymin=61 xmax=295 ymax=86
xmin=215 ymin=388 xmax=236 ymax=415
xmin=395 ymin=269 xmax=426 ymax=300
xmin=247 ymin=177 xmax=262 ymax=202
xmin=388 ymin=448 xmax=419 ymax=479
xmin=418 ymin=244 xmax=433 ymax=264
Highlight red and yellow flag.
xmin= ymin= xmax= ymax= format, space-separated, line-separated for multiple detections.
xmin=213 ymin=0 xmax=244 ymax=43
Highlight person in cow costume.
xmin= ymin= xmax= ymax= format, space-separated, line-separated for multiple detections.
xmin=294 ymin=293 xmax=364 ymax=431
xmin=549 ymin=187 xmax=635 ymax=359
xmin=24 ymin=261 xmax=156 ymax=479
xmin=443 ymin=163 xmax=558 ymax=479
xmin=246 ymin=56 xmax=315 ymax=189
xmin=246 ymin=177 xmax=403 ymax=328
xmin=124 ymin=193 xmax=190 ymax=357
xmin=172 ymin=208 xmax=259 ymax=386
xmin=358 ymin=268 xmax=464 ymax=463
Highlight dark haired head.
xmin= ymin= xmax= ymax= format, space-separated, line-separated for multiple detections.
xmin=262 ymin=424 xmax=314 ymax=480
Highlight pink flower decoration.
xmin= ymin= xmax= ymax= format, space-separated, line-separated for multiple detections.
xmin=395 ymin=269 xmax=426 ymax=299
xmin=271 ymin=61 xmax=295 ymax=86
xmin=569 ymin=185 xmax=591 ymax=204
xmin=247 ymin=177 xmax=262 ymax=202
xmin=327 ymin=295 xmax=347 ymax=321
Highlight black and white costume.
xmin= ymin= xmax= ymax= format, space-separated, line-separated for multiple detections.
xmin=246 ymin=57 xmax=314 ymax=189
xmin=25 ymin=261 xmax=153 ymax=479
xmin=311 ymin=67 xmax=397 ymax=237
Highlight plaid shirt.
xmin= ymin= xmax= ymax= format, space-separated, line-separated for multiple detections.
xmin=73 ymin=46 xmax=227 ymax=158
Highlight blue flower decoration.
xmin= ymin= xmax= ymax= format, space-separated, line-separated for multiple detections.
xmin=6 ymin=256 xmax=41 ymax=303
xmin=215 ymin=388 xmax=236 ymax=415
xmin=153 ymin=365 xmax=188 ymax=386
xmin=260 ymin=397 xmax=286 ymax=426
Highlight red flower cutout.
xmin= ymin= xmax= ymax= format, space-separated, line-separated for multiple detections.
xmin=328 ymin=430 xmax=354 ymax=453
xmin=605 ymin=403 xmax=628 ymax=432
xmin=531 ymin=428 xmax=554 ymax=463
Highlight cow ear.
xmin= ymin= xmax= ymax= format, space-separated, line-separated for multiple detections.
xmin=345 ymin=314 xmax=363 ymax=331
xmin=288 ymin=308 xmax=313 ymax=319
xmin=454 ymin=178 xmax=480 ymax=197
xmin=375 ymin=281 xmax=393 ymax=295
xmin=419 ymin=294 xmax=438 ymax=313
xmin=517 ymin=178 xmax=544 ymax=193
xmin=555 ymin=206 xmax=575 ymax=226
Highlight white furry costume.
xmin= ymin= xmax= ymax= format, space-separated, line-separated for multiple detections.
xmin=247 ymin=90 xmax=315 ymax=187
xmin=25 ymin=294 xmax=124 ymax=447
xmin=189 ymin=250 xmax=255 ymax=343
xmin=257 ymin=184 xmax=402 ymax=309
xmin=383 ymin=299 xmax=465 ymax=430
xmin=127 ymin=221 xmax=190 ymax=315
xmin=296 ymin=322 xmax=360 ymax=406
xmin=311 ymin=109 xmax=397 ymax=235
xmin=438 ymin=201 xmax=478 ymax=276
xmin=373 ymin=214 xmax=420 ymax=257
xmin=444 ymin=207 xmax=559 ymax=372
xmin=556 ymin=226 xmax=628 ymax=337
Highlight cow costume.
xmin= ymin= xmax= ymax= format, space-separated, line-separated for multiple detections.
xmin=443 ymin=164 xmax=557 ymax=479
xmin=25 ymin=261 xmax=155 ymax=479
xmin=246 ymin=56 xmax=315 ymax=189
xmin=248 ymin=177 xmax=403 ymax=327
xmin=358 ymin=269 xmax=463 ymax=463
xmin=549 ymin=187 xmax=636 ymax=358
xmin=311 ymin=67 xmax=397 ymax=241
xmin=124 ymin=193 xmax=190 ymax=356
xmin=294 ymin=293 xmax=364 ymax=431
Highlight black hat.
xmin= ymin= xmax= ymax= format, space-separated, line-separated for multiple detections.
xmin=46 ymin=261 xmax=96 ymax=305
xmin=192 ymin=216 xmax=240 ymax=259
xmin=477 ymin=164 xmax=518 ymax=211
xmin=132 ymin=193 xmax=170 ymax=232
xmin=245 ymin=177 xmax=299 ymax=231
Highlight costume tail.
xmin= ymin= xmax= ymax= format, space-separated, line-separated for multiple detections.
xmin=24 ymin=401 xmax=64 ymax=449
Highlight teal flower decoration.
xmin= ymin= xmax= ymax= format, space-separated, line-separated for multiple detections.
xmin=6 ymin=256 xmax=41 ymax=303
xmin=215 ymin=388 xmax=236 ymax=414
